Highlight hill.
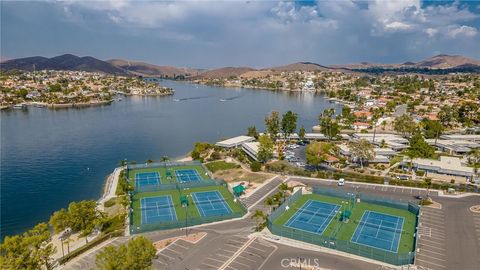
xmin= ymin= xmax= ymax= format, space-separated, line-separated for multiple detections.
xmin=0 ymin=54 xmax=128 ymax=75
xmin=190 ymin=67 xmax=256 ymax=79
xmin=333 ymin=54 xmax=480 ymax=70
xmin=107 ymin=59 xmax=198 ymax=78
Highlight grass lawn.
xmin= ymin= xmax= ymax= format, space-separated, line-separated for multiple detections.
xmin=272 ymin=193 xmax=417 ymax=254
xmin=131 ymin=185 xmax=245 ymax=226
xmin=128 ymin=164 xmax=209 ymax=186
xmin=205 ymin=161 xmax=240 ymax=173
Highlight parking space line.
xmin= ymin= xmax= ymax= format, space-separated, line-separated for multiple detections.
xmin=202 ymin=262 xmax=222 ymax=269
xmin=415 ymin=258 xmax=447 ymax=268
xmin=217 ymin=253 xmax=232 ymax=259
xmin=157 ymin=253 xmax=174 ymax=260
xmin=164 ymin=247 xmax=181 ymax=255
xmin=207 ymin=257 xmax=225 ymax=264
xmin=242 ymin=250 xmax=262 ymax=258
xmin=253 ymin=241 xmax=272 ymax=249
xmin=417 ymin=253 xmax=446 ymax=262
xmin=238 ymin=254 xmax=256 ymax=263
xmin=245 ymin=245 xmax=265 ymax=253
xmin=230 ymin=260 xmax=250 ymax=268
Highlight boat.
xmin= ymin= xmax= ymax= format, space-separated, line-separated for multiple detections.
xmin=12 ymin=104 xmax=27 ymax=109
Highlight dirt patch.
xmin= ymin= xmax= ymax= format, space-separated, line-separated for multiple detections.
xmin=213 ymin=168 xmax=271 ymax=184
xmin=153 ymin=232 xmax=207 ymax=251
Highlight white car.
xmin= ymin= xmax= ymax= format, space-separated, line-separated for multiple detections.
xmin=338 ymin=178 xmax=345 ymax=186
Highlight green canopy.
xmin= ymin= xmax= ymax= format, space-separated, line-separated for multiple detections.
xmin=341 ymin=210 xmax=352 ymax=222
xmin=232 ymin=185 xmax=245 ymax=196
xmin=180 ymin=195 xmax=189 ymax=206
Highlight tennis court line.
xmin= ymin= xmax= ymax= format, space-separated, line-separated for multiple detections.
xmin=284 ymin=200 xmax=340 ymax=236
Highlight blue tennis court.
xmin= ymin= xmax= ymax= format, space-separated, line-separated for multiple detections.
xmin=192 ymin=191 xmax=232 ymax=217
xmin=136 ymin=172 xmax=160 ymax=187
xmin=285 ymin=200 xmax=341 ymax=235
xmin=175 ymin=169 xmax=201 ymax=182
xmin=351 ymin=210 xmax=404 ymax=252
xmin=140 ymin=195 xmax=177 ymax=224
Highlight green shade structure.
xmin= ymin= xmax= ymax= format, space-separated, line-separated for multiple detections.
xmin=232 ymin=184 xmax=245 ymax=197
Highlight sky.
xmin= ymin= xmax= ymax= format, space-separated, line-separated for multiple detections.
xmin=1 ymin=0 xmax=480 ymax=68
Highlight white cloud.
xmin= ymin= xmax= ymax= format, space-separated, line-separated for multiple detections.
xmin=446 ymin=25 xmax=478 ymax=38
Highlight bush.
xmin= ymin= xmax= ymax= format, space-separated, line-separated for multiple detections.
xmin=251 ymin=161 xmax=261 ymax=172
xmin=103 ymin=198 xmax=117 ymax=208
xmin=211 ymin=151 xmax=221 ymax=160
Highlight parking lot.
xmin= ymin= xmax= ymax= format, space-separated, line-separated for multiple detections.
xmin=196 ymin=235 xmax=250 ymax=269
xmin=416 ymin=207 xmax=447 ymax=270
xmin=224 ymin=238 xmax=276 ymax=270
xmin=154 ymin=238 xmax=197 ymax=268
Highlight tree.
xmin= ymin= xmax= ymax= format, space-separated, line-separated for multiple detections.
xmin=393 ymin=114 xmax=417 ymax=137
xmin=0 ymin=223 xmax=56 ymax=270
xmin=160 ymin=156 xmax=170 ymax=162
xmin=96 ymin=236 xmax=156 ymax=270
xmin=349 ymin=139 xmax=375 ymax=168
xmin=265 ymin=111 xmax=280 ymax=141
xmin=306 ymin=142 xmax=336 ymax=165
xmin=250 ymin=161 xmax=261 ymax=172
xmin=281 ymin=110 xmax=298 ymax=139
xmin=257 ymin=134 xmax=274 ymax=163
xmin=407 ymin=132 xmax=435 ymax=159
xmin=67 ymin=200 xmax=103 ymax=244
xmin=319 ymin=108 xmax=340 ymax=141
xmin=298 ymin=125 xmax=306 ymax=141
xmin=49 ymin=208 xmax=70 ymax=233
xmin=467 ymin=149 xmax=480 ymax=177
xmin=247 ymin=126 xmax=258 ymax=139
xmin=438 ymin=105 xmax=457 ymax=127
xmin=251 ymin=210 xmax=266 ymax=232
xmin=340 ymin=106 xmax=355 ymax=128
xmin=421 ymin=119 xmax=443 ymax=139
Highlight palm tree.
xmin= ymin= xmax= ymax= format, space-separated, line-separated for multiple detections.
xmin=251 ymin=210 xmax=266 ymax=232
xmin=265 ymin=197 xmax=275 ymax=213
xmin=160 ymin=156 xmax=170 ymax=162
xmin=278 ymin=183 xmax=290 ymax=203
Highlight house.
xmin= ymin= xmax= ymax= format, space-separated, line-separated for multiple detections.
xmin=401 ymin=156 xmax=475 ymax=183
xmin=352 ymin=133 xmax=409 ymax=151
xmin=426 ymin=139 xmax=480 ymax=155
xmin=352 ymin=122 xmax=370 ymax=131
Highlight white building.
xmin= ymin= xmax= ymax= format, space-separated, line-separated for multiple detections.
xmin=215 ymin=135 xmax=255 ymax=148
xmin=401 ymin=156 xmax=475 ymax=182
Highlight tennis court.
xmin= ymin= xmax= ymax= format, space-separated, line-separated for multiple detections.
xmin=175 ymin=169 xmax=202 ymax=182
xmin=192 ymin=190 xmax=232 ymax=217
xmin=351 ymin=210 xmax=404 ymax=252
xmin=284 ymin=200 xmax=341 ymax=235
xmin=136 ymin=172 xmax=160 ymax=187
xmin=141 ymin=195 xmax=177 ymax=224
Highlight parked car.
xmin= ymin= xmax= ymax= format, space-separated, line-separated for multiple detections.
xmin=396 ymin=175 xmax=410 ymax=181
xmin=338 ymin=178 xmax=345 ymax=186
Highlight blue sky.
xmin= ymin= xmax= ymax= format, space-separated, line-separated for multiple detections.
xmin=1 ymin=0 xmax=479 ymax=68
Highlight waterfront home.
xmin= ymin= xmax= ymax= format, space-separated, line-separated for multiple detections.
xmin=352 ymin=122 xmax=370 ymax=131
xmin=352 ymin=133 xmax=409 ymax=151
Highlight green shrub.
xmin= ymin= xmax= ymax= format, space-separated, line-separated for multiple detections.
xmin=205 ymin=161 xmax=239 ymax=172
xmin=103 ymin=198 xmax=117 ymax=208
xmin=251 ymin=161 xmax=261 ymax=172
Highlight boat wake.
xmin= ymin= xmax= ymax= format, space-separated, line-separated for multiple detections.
xmin=219 ymin=94 xmax=244 ymax=102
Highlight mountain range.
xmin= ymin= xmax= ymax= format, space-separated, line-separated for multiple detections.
xmin=1 ymin=54 xmax=479 ymax=78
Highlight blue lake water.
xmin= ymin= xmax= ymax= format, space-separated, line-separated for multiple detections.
xmin=0 ymin=80 xmax=341 ymax=237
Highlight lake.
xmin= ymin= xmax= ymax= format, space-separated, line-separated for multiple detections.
xmin=0 ymin=80 xmax=341 ymax=237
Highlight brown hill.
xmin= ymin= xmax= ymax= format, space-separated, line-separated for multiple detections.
xmin=266 ymin=62 xmax=332 ymax=72
xmin=107 ymin=59 xmax=198 ymax=78
xmin=0 ymin=54 xmax=128 ymax=75
xmin=332 ymin=54 xmax=480 ymax=70
xmin=191 ymin=67 xmax=256 ymax=79
xmin=414 ymin=54 xmax=480 ymax=69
